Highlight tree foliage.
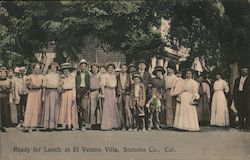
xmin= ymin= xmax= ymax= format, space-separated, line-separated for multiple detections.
xmin=0 ymin=0 xmax=249 ymax=70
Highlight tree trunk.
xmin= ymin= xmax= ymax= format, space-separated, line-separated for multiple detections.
xmin=229 ymin=62 xmax=239 ymax=95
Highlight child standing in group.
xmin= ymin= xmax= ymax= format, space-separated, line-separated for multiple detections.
xmin=146 ymin=87 xmax=162 ymax=130
xmin=130 ymin=74 xmax=146 ymax=131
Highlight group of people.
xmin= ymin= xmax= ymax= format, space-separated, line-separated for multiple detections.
xmin=0 ymin=58 xmax=249 ymax=133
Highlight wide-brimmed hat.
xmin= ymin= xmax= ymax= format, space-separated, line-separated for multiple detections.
xmin=132 ymin=73 xmax=142 ymax=80
xmin=128 ymin=63 xmax=136 ymax=69
xmin=115 ymin=68 xmax=121 ymax=72
xmin=59 ymin=63 xmax=76 ymax=71
xmin=152 ymin=66 xmax=165 ymax=76
xmin=241 ymin=67 xmax=248 ymax=71
xmin=14 ymin=67 xmax=21 ymax=73
xmin=78 ymin=59 xmax=88 ymax=65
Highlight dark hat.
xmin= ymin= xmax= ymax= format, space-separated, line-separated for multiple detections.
xmin=166 ymin=61 xmax=176 ymax=70
xmin=128 ymin=63 xmax=136 ymax=69
xmin=137 ymin=59 xmax=146 ymax=65
xmin=59 ymin=63 xmax=76 ymax=71
xmin=152 ymin=66 xmax=165 ymax=76
xmin=132 ymin=73 xmax=142 ymax=80
xmin=175 ymin=70 xmax=182 ymax=74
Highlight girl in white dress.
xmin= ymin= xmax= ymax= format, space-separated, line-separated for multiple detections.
xmin=210 ymin=73 xmax=230 ymax=127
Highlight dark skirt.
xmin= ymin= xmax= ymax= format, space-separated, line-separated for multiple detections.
xmin=0 ymin=93 xmax=11 ymax=128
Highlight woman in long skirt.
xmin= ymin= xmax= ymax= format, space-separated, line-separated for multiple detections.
xmin=58 ymin=63 xmax=78 ymax=130
xmin=41 ymin=62 xmax=60 ymax=131
xmin=196 ymin=75 xmax=211 ymax=125
xmin=173 ymin=70 xmax=200 ymax=131
xmin=8 ymin=69 xmax=18 ymax=126
xmin=0 ymin=66 xmax=12 ymax=132
xmin=23 ymin=64 xmax=44 ymax=132
xmin=100 ymin=63 xmax=121 ymax=130
xmin=210 ymin=73 xmax=230 ymax=127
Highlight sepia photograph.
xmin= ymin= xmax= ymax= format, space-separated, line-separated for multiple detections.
xmin=0 ymin=1 xmax=249 ymax=160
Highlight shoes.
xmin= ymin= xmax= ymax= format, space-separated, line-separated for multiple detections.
xmin=1 ymin=128 xmax=6 ymax=132
xmin=81 ymin=127 xmax=86 ymax=132
xmin=142 ymin=127 xmax=146 ymax=131
xmin=28 ymin=129 xmax=33 ymax=133
xmin=122 ymin=128 xmax=126 ymax=131
xmin=72 ymin=128 xmax=76 ymax=131
xmin=16 ymin=123 xmax=22 ymax=128
xmin=128 ymin=128 xmax=132 ymax=132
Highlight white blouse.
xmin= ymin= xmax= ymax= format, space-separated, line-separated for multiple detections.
xmin=43 ymin=72 xmax=60 ymax=88
xmin=213 ymin=79 xmax=229 ymax=93
xmin=101 ymin=73 xmax=117 ymax=88
xmin=183 ymin=78 xmax=200 ymax=99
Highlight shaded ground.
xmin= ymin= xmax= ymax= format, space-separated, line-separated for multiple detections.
xmin=0 ymin=127 xmax=249 ymax=160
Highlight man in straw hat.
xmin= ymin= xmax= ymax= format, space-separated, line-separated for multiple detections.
xmin=13 ymin=66 xmax=29 ymax=128
xmin=75 ymin=59 xmax=90 ymax=131
xmin=136 ymin=59 xmax=152 ymax=130
xmin=233 ymin=67 xmax=250 ymax=131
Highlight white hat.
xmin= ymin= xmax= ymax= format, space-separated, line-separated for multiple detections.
xmin=78 ymin=59 xmax=88 ymax=65
xmin=19 ymin=66 xmax=26 ymax=71
xmin=14 ymin=67 xmax=21 ymax=73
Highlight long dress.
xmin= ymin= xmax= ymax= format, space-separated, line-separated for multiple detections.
xmin=41 ymin=72 xmax=60 ymax=129
xmin=197 ymin=82 xmax=211 ymax=125
xmin=210 ymin=79 xmax=230 ymax=126
xmin=9 ymin=77 xmax=18 ymax=124
xmin=164 ymin=74 xmax=177 ymax=127
xmin=101 ymin=73 xmax=121 ymax=130
xmin=173 ymin=78 xmax=200 ymax=131
xmin=89 ymin=73 xmax=101 ymax=125
xmin=23 ymin=74 xmax=44 ymax=128
xmin=0 ymin=78 xmax=12 ymax=128
xmin=58 ymin=75 xmax=78 ymax=126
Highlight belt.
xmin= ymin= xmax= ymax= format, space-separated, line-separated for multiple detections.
xmin=104 ymin=86 xmax=116 ymax=89
xmin=45 ymin=87 xmax=58 ymax=90
xmin=90 ymin=88 xmax=100 ymax=92
xmin=63 ymin=89 xmax=73 ymax=91
xmin=29 ymin=88 xmax=42 ymax=90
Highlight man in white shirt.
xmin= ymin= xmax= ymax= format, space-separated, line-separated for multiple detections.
xmin=75 ymin=59 xmax=90 ymax=131
xmin=117 ymin=64 xmax=132 ymax=131
xmin=233 ymin=67 xmax=250 ymax=131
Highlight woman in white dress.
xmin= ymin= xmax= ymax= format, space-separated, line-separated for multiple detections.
xmin=210 ymin=73 xmax=230 ymax=127
xmin=173 ymin=70 xmax=200 ymax=131
xmin=100 ymin=63 xmax=121 ymax=130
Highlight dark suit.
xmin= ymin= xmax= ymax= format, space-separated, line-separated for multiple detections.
xmin=117 ymin=73 xmax=133 ymax=129
xmin=75 ymin=71 xmax=90 ymax=129
xmin=136 ymin=70 xmax=152 ymax=129
xmin=233 ymin=76 xmax=250 ymax=129
xmin=136 ymin=71 xmax=152 ymax=94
